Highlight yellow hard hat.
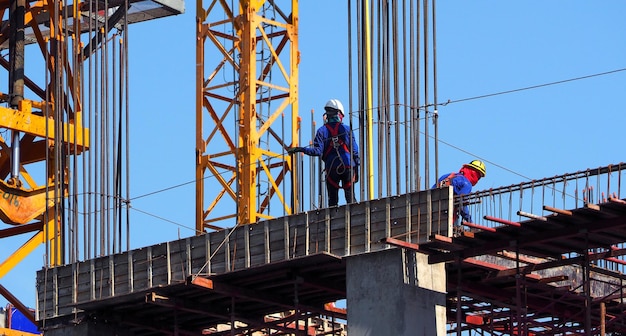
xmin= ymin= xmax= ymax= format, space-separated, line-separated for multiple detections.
xmin=464 ymin=160 xmax=486 ymax=177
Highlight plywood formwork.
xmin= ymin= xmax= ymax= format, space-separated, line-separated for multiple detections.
xmin=34 ymin=162 xmax=626 ymax=335
xmin=36 ymin=187 xmax=452 ymax=328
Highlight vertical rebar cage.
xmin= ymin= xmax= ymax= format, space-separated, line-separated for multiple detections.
xmin=0 ymin=0 xmax=183 ymax=313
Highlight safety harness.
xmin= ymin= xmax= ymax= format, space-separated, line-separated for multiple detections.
xmin=322 ymin=123 xmax=353 ymax=189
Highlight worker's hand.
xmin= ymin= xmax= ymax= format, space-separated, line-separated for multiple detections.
xmin=353 ymin=168 xmax=359 ymax=183
xmin=461 ymin=213 xmax=472 ymax=223
xmin=287 ymin=147 xmax=303 ymax=154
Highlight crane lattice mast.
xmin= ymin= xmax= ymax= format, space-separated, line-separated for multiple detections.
xmin=196 ymin=0 xmax=299 ymax=230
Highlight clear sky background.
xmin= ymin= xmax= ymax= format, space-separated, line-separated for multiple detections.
xmin=2 ymin=0 xmax=625 ymax=311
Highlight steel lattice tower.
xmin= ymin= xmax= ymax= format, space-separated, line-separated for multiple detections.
xmin=196 ymin=0 xmax=299 ymax=230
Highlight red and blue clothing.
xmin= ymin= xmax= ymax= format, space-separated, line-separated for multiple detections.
xmin=433 ymin=167 xmax=479 ymax=223
xmin=302 ymin=121 xmax=359 ymax=206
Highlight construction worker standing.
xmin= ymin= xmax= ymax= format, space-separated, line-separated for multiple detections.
xmin=288 ymin=99 xmax=360 ymax=207
xmin=433 ymin=160 xmax=486 ymax=232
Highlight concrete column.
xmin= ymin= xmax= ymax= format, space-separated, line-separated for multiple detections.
xmin=347 ymin=248 xmax=446 ymax=336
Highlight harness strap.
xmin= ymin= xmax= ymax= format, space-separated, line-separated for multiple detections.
xmin=323 ymin=123 xmax=350 ymax=162
xmin=326 ymin=168 xmax=354 ymax=189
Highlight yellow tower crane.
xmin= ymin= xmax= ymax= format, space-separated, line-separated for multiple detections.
xmin=0 ymin=0 xmax=89 ymax=271
xmin=196 ymin=0 xmax=300 ymax=230
xmin=0 ymin=0 xmax=183 ymax=327
xmin=0 ymin=0 xmax=89 ymax=326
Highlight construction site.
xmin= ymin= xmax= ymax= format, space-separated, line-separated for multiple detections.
xmin=1 ymin=0 xmax=626 ymax=335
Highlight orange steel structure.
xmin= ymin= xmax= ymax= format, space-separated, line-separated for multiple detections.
xmin=0 ymin=0 xmax=182 ymax=326
xmin=0 ymin=0 xmax=88 ymax=270
xmin=196 ymin=0 xmax=300 ymax=230
xmin=196 ymin=0 xmax=441 ymax=232
xmin=0 ymin=0 xmax=88 ymax=326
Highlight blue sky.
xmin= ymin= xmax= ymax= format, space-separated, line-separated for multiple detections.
xmin=2 ymin=0 xmax=625 ymax=311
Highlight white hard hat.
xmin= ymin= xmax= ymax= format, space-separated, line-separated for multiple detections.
xmin=324 ymin=99 xmax=344 ymax=116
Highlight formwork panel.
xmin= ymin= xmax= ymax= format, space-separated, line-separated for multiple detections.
xmin=36 ymin=268 xmax=57 ymax=319
xmin=189 ymin=234 xmax=209 ymax=276
xmin=288 ymin=214 xmax=309 ymax=258
xmin=75 ymin=260 xmax=93 ymax=303
xmin=131 ymin=248 xmax=150 ymax=291
xmin=227 ymin=226 xmax=249 ymax=271
xmin=36 ymin=188 xmax=453 ymax=320
xmin=307 ymin=210 xmax=329 ymax=254
xmin=329 ymin=207 xmax=348 ymax=256
xmin=113 ymin=253 xmax=131 ymax=295
xmin=248 ymin=220 xmax=266 ymax=267
xmin=268 ymin=216 xmax=286 ymax=262
xmin=408 ymin=194 xmax=423 ymax=238
xmin=430 ymin=188 xmax=453 ymax=235
xmin=369 ymin=198 xmax=389 ymax=248
xmin=54 ymin=264 xmax=73 ymax=314
xmin=208 ymin=231 xmax=228 ymax=274
xmin=150 ymin=243 xmax=170 ymax=286
xmin=347 ymin=205 xmax=366 ymax=255
xmin=168 ymin=238 xmax=191 ymax=283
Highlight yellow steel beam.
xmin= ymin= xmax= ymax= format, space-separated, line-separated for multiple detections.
xmin=258 ymin=153 xmax=288 ymax=213
xmin=0 ymin=207 xmax=62 ymax=278
xmin=0 ymin=100 xmax=89 ymax=150
xmin=0 ymin=231 xmax=44 ymax=279
xmin=195 ymin=0 xmax=206 ymax=234
xmin=237 ymin=3 xmax=259 ymax=225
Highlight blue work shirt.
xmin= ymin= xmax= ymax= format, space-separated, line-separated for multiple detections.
xmin=433 ymin=172 xmax=473 ymax=222
xmin=302 ymin=122 xmax=359 ymax=171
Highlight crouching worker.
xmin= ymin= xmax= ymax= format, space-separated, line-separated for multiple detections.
xmin=433 ymin=160 xmax=486 ymax=235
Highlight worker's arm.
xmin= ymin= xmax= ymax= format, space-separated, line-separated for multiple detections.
xmin=302 ymin=128 xmax=326 ymax=156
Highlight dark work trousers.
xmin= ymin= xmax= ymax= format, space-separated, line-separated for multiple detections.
xmin=326 ymin=166 xmax=355 ymax=206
